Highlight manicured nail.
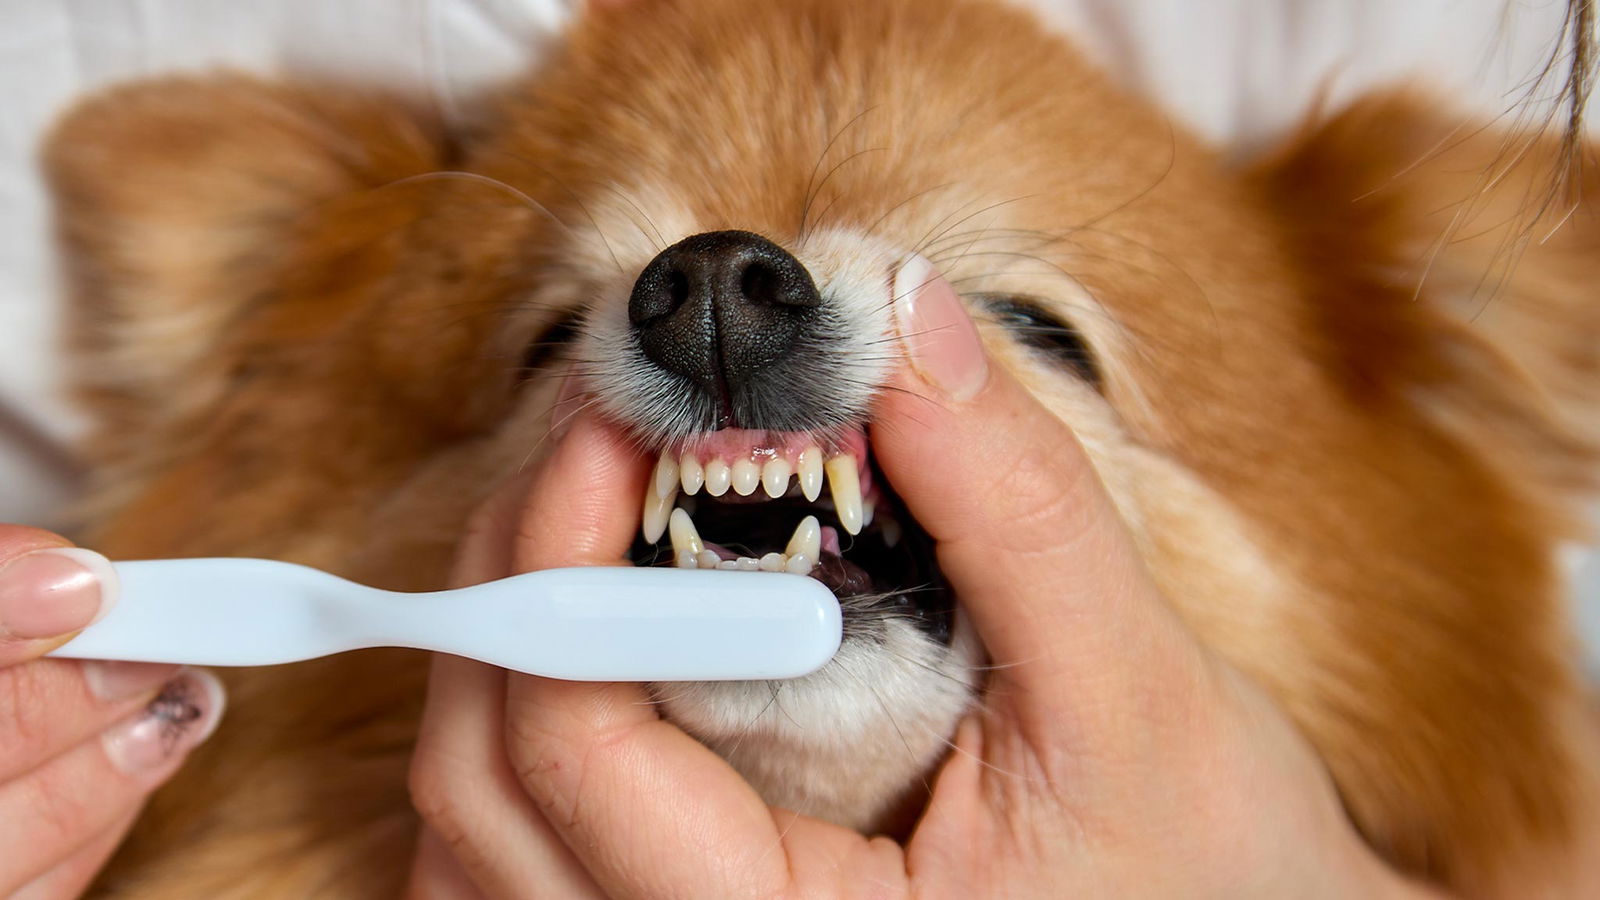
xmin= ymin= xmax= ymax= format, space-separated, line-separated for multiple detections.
xmin=549 ymin=368 xmax=586 ymax=440
xmin=102 ymin=668 xmax=226 ymax=775
xmin=892 ymin=255 xmax=988 ymax=401
xmin=0 ymin=547 xmax=119 ymax=641
xmin=83 ymin=660 xmax=183 ymax=703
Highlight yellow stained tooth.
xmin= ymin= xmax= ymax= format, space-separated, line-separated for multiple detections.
xmin=668 ymin=507 xmax=703 ymax=556
xmin=762 ymin=458 xmax=792 ymax=498
xmin=826 ymin=455 xmax=863 ymax=535
xmin=797 ymin=446 xmax=823 ymax=502
xmin=679 ymin=454 xmax=704 ymax=495
xmin=653 ymin=454 xmax=680 ymax=499
xmin=696 ymin=550 xmax=720 ymax=569
xmin=785 ymin=515 xmax=822 ymax=561
xmin=731 ymin=458 xmax=761 ymax=496
xmin=642 ymin=480 xmax=677 ymax=543
xmin=784 ymin=553 xmax=814 ymax=575
xmin=704 ymin=459 xmax=732 ymax=496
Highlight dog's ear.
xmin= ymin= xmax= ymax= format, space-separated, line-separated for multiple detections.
xmin=44 ymin=74 xmax=452 ymax=453
xmin=1253 ymin=92 xmax=1600 ymax=512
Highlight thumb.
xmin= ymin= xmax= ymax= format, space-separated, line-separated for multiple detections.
xmin=871 ymin=257 xmax=1210 ymax=724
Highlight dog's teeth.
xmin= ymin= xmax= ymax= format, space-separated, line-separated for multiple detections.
xmin=762 ymin=458 xmax=791 ymax=498
xmin=880 ymin=516 xmax=902 ymax=548
xmin=676 ymin=549 xmax=698 ymax=569
xmin=731 ymin=458 xmax=760 ymax=496
xmin=735 ymin=556 xmax=760 ymax=571
xmin=785 ymin=515 xmax=822 ymax=561
xmin=798 ymin=446 xmax=823 ymax=502
xmin=717 ymin=559 xmax=740 ymax=570
xmin=825 ymin=455 xmax=863 ymax=535
xmin=784 ymin=552 xmax=814 ymax=575
xmin=641 ymin=479 xmax=677 ymax=543
xmin=668 ymin=507 xmax=704 ymax=557
xmin=679 ymin=454 xmax=704 ymax=495
xmin=696 ymin=549 xmax=720 ymax=569
xmin=653 ymin=453 xmax=680 ymax=500
xmin=758 ymin=552 xmax=786 ymax=572
xmin=704 ymin=459 xmax=732 ymax=496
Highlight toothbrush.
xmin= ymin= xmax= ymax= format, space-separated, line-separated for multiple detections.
xmin=47 ymin=559 xmax=842 ymax=681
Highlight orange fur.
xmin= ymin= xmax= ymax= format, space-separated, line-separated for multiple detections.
xmin=41 ymin=0 xmax=1600 ymax=895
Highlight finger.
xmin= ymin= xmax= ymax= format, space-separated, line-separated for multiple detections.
xmin=872 ymin=258 xmax=1209 ymax=719
xmin=11 ymin=806 xmax=141 ymax=900
xmin=0 ymin=668 xmax=224 ymax=893
xmin=409 ymin=655 xmax=604 ymax=899
xmin=0 ymin=657 xmax=181 ymax=783
xmin=0 ymin=531 xmax=119 ymax=665
xmin=499 ymin=412 xmax=821 ymax=898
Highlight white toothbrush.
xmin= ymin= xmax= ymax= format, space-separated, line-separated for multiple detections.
xmin=47 ymin=559 xmax=842 ymax=681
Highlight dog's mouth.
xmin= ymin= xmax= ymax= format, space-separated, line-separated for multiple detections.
xmin=626 ymin=427 xmax=954 ymax=644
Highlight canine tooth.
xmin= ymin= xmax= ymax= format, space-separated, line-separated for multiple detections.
xmin=797 ymin=446 xmax=823 ymax=502
xmin=785 ymin=515 xmax=822 ymax=561
xmin=825 ymin=455 xmax=864 ymax=535
xmin=717 ymin=559 xmax=740 ymax=570
xmin=653 ymin=453 xmax=680 ymax=499
xmin=862 ymin=499 xmax=876 ymax=528
xmin=641 ymin=481 xmax=677 ymax=543
xmin=880 ymin=516 xmax=902 ymax=548
xmin=758 ymin=552 xmax=786 ymax=572
xmin=731 ymin=458 xmax=760 ymax=496
xmin=704 ymin=459 xmax=732 ymax=496
xmin=735 ymin=556 xmax=760 ymax=571
xmin=784 ymin=553 xmax=814 ymax=575
xmin=696 ymin=550 xmax=721 ymax=569
xmin=668 ymin=507 xmax=704 ymax=557
xmin=679 ymin=454 xmax=704 ymax=495
xmin=676 ymin=549 xmax=698 ymax=569
xmin=762 ymin=458 xmax=792 ymax=498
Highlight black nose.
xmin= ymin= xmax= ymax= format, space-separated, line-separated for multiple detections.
xmin=629 ymin=230 xmax=821 ymax=424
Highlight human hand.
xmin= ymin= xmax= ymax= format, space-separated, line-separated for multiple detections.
xmin=405 ymin=264 xmax=1442 ymax=898
xmin=0 ymin=528 xmax=224 ymax=899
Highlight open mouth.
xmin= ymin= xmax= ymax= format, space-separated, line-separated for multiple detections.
xmin=627 ymin=427 xmax=955 ymax=644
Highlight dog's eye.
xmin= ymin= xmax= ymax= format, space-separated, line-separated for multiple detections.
xmin=519 ymin=311 xmax=582 ymax=375
xmin=976 ymin=295 xmax=1101 ymax=389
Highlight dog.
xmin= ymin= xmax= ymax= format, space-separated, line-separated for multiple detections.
xmin=43 ymin=0 xmax=1600 ymax=894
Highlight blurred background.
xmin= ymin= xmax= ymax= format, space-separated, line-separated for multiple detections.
xmin=1 ymin=0 xmax=1595 ymax=657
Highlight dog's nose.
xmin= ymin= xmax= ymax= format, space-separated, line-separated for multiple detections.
xmin=629 ymin=230 xmax=821 ymax=412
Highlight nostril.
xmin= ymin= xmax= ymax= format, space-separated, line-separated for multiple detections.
xmin=740 ymin=262 xmax=778 ymax=306
xmin=667 ymin=268 xmax=690 ymax=308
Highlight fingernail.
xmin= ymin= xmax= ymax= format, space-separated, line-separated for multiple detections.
xmin=83 ymin=660 xmax=183 ymax=703
xmin=549 ymin=368 xmax=586 ymax=440
xmin=0 ymin=547 xmax=119 ymax=641
xmin=892 ymin=255 xmax=988 ymax=401
xmin=102 ymin=668 xmax=226 ymax=775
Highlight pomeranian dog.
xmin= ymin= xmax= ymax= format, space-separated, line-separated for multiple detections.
xmin=43 ymin=0 xmax=1600 ymax=895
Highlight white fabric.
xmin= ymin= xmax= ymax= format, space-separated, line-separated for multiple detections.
xmin=0 ymin=0 xmax=1595 ymax=632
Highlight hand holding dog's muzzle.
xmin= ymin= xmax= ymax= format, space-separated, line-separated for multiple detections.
xmin=406 ymin=262 xmax=1445 ymax=899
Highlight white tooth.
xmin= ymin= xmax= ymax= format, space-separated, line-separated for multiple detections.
xmin=668 ymin=507 xmax=703 ymax=557
xmin=696 ymin=550 xmax=721 ymax=569
xmin=717 ymin=559 xmax=740 ymax=570
xmin=880 ymin=516 xmax=902 ymax=548
xmin=862 ymin=499 xmax=876 ymax=528
xmin=653 ymin=453 xmax=680 ymax=499
xmin=641 ymin=480 xmax=677 ymax=544
xmin=731 ymin=458 xmax=760 ymax=496
xmin=758 ymin=552 xmax=786 ymax=572
xmin=704 ymin=459 xmax=732 ymax=496
xmin=785 ymin=552 xmax=814 ymax=575
xmin=736 ymin=556 xmax=760 ymax=571
xmin=762 ymin=458 xmax=792 ymax=498
xmin=785 ymin=515 xmax=822 ymax=561
xmin=825 ymin=455 xmax=863 ymax=535
xmin=797 ymin=446 xmax=823 ymax=502
xmin=679 ymin=454 xmax=704 ymax=495
xmin=676 ymin=549 xmax=698 ymax=568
